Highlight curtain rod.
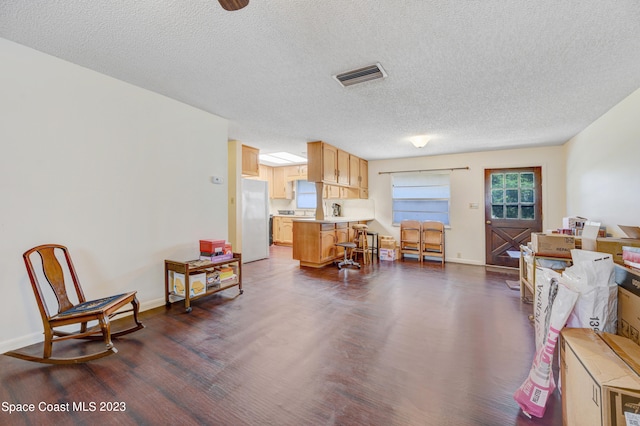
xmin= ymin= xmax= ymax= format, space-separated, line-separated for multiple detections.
xmin=378 ymin=166 xmax=469 ymax=175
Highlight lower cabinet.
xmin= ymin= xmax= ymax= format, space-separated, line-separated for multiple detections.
xmin=292 ymin=221 xmax=358 ymax=268
xmin=293 ymin=222 xmax=336 ymax=267
xmin=273 ymin=216 xmax=293 ymax=246
xmin=319 ymin=226 xmax=338 ymax=264
xmin=335 ymin=223 xmax=349 ymax=258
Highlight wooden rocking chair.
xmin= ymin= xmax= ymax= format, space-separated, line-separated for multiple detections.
xmin=5 ymin=244 xmax=144 ymax=364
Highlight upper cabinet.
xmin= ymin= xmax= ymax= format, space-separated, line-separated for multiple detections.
xmin=259 ymin=164 xmax=273 ymax=195
xmin=272 ymin=166 xmax=293 ymax=199
xmin=284 ymin=164 xmax=308 ymax=181
xmin=359 ymin=158 xmax=368 ymax=199
xmin=307 ymin=141 xmax=368 ymax=199
xmin=337 ymin=149 xmax=350 ymax=186
xmin=314 ymin=142 xmax=338 ymax=184
xmin=349 ymin=155 xmax=360 ymax=187
xmin=241 ymin=145 xmax=260 ymax=177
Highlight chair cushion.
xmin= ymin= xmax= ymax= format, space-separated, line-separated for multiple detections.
xmin=56 ymin=293 xmax=130 ymax=317
xmin=336 ymin=242 xmax=357 ymax=249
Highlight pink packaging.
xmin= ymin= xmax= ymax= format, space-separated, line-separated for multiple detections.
xmin=514 ymin=283 xmax=578 ymax=418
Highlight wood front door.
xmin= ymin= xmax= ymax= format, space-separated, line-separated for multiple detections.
xmin=485 ymin=167 xmax=542 ymax=267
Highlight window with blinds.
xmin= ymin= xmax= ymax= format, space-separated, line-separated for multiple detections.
xmin=296 ymin=180 xmax=317 ymax=209
xmin=392 ymin=172 xmax=450 ymax=225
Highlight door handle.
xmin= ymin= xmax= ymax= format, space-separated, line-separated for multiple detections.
xmin=486 ymin=220 xmax=492 ymax=224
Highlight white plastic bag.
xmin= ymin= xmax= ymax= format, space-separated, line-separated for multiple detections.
xmin=514 ymin=282 xmax=579 ymax=418
xmin=533 ymin=267 xmax=561 ymax=351
xmin=562 ymin=249 xmax=617 ymax=333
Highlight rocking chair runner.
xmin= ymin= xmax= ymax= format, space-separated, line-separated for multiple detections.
xmin=5 ymin=244 xmax=144 ymax=364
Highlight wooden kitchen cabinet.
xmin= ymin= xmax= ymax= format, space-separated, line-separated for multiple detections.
xmin=359 ymin=158 xmax=368 ymax=198
xmin=324 ymin=184 xmax=340 ymax=199
xmin=293 ymin=221 xmax=338 ymax=267
xmin=307 ymin=141 xmax=368 ymax=199
xmin=284 ymin=164 xmax=308 ymax=181
xmin=337 ymin=149 xmax=350 ymax=185
xmin=349 ymin=155 xmax=360 ymax=187
xmin=320 ymin=228 xmax=338 ymax=263
xmin=335 ymin=222 xmax=349 ymax=258
xmin=242 ymin=145 xmax=260 ymax=177
xmin=272 ymin=167 xmax=292 ymax=199
xmin=293 ymin=220 xmax=368 ymax=267
xmin=259 ymin=165 xmax=274 ymax=196
xmin=273 ymin=216 xmax=294 ymax=246
xmin=307 ymin=141 xmax=338 ymax=184
xmin=327 ymin=185 xmax=356 ymax=199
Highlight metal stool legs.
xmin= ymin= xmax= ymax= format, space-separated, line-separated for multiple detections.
xmin=335 ymin=242 xmax=360 ymax=269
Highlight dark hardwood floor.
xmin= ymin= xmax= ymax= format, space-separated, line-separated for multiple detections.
xmin=1 ymin=246 xmax=562 ymax=425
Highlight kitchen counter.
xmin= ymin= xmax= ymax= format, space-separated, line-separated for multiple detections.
xmin=292 ymin=217 xmax=374 ymax=268
xmin=292 ymin=216 xmax=374 ymax=223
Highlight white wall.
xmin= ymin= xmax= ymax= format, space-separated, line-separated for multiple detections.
xmin=368 ymin=146 xmax=566 ymax=265
xmin=0 ymin=39 xmax=229 ymax=352
xmin=565 ymin=87 xmax=640 ymax=237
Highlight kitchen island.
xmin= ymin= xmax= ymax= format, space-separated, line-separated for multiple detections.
xmin=292 ymin=217 xmax=374 ymax=268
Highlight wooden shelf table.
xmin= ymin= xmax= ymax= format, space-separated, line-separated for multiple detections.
xmin=165 ymin=253 xmax=243 ymax=313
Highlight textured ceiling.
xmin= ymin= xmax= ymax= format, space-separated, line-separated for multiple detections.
xmin=2 ymin=1 xmax=640 ymax=161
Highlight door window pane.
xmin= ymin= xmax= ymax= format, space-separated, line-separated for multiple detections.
xmin=506 ymin=206 xmax=519 ymax=218
xmin=489 ymin=171 xmax=536 ymax=220
xmin=505 ymin=189 xmax=519 ymax=204
xmin=521 ymin=189 xmax=534 ymax=203
xmin=520 ymin=173 xmax=534 ymax=188
xmin=521 ymin=205 xmax=535 ymax=219
xmin=505 ymin=173 xmax=519 ymax=188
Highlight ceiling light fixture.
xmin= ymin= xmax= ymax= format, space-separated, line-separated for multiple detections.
xmin=259 ymin=152 xmax=308 ymax=165
xmin=218 ymin=0 xmax=249 ymax=11
xmin=409 ymin=135 xmax=430 ymax=148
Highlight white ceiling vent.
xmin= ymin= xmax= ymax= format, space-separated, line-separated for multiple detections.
xmin=333 ymin=63 xmax=387 ymax=87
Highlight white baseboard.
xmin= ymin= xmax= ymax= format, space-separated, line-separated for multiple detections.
xmin=0 ymin=332 xmax=44 ymax=355
xmin=445 ymin=258 xmax=484 ymax=266
xmin=1 ymin=297 xmax=167 ymax=354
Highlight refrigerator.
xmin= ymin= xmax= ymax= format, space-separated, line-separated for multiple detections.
xmin=241 ymin=178 xmax=270 ymax=263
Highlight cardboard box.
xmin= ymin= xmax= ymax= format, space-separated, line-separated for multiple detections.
xmin=596 ymin=238 xmax=640 ymax=265
xmin=380 ymin=248 xmax=398 ymax=261
xmin=616 ymin=264 xmax=640 ymax=344
xmin=173 ymin=272 xmax=207 ymax=297
xmin=560 ymin=328 xmax=640 ymax=426
xmin=200 ymin=239 xmax=225 ymax=254
xmin=200 ymin=253 xmax=233 ymax=262
xmin=562 ymin=216 xmax=587 ymax=230
xmin=530 ymin=233 xmax=575 ymax=258
xmin=379 ymin=236 xmax=396 ymax=250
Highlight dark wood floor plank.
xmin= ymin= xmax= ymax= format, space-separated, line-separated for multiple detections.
xmin=1 ymin=246 xmax=561 ymax=425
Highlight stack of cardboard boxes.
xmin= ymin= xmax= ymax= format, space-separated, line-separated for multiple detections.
xmin=522 ymin=228 xmax=640 ymax=424
xmin=379 ymin=236 xmax=399 ymax=261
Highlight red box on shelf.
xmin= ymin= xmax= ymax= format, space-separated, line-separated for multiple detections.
xmin=200 ymin=239 xmax=225 ymax=254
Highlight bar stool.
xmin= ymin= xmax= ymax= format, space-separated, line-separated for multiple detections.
xmin=352 ymin=224 xmax=370 ymax=265
xmin=335 ymin=242 xmax=360 ymax=269
xmin=367 ymin=231 xmax=379 ymax=263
